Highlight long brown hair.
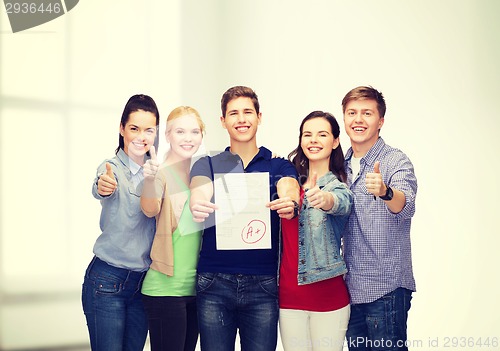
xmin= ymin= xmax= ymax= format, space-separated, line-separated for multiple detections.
xmin=288 ymin=111 xmax=347 ymax=184
xmin=116 ymin=94 xmax=160 ymax=159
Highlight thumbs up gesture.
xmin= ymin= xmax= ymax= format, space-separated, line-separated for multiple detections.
xmin=305 ymin=172 xmax=330 ymax=209
xmin=143 ymin=145 xmax=159 ymax=180
xmin=97 ymin=162 xmax=118 ymax=196
xmin=365 ymin=161 xmax=386 ymax=197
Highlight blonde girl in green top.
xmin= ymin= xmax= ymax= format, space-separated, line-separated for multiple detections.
xmin=140 ymin=106 xmax=205 ymax=351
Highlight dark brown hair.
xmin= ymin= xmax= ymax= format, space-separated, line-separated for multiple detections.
xmin=288 ymin=111 xmax=347 ymax=184
xmin=220 ymin=86 xmax=260 ymax=117
xmin=116 ymin=94 xmax=160 ymax=160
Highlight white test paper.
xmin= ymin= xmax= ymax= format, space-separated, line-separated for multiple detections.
xmin=214 ymin=172 xmax=271 ymax=250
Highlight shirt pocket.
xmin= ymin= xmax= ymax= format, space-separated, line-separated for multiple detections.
xmin=126 ymin=186 xmax=143 ymax=215
xmin=305 ymin=208 xmax=327 ymax=229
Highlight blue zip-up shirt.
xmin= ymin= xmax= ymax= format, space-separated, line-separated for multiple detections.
xmin=297 ymin=172 xmax=352 ymax=285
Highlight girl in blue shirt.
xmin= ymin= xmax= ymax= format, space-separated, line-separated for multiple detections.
xmin=82 ymin=94 xmax=160 ymax=351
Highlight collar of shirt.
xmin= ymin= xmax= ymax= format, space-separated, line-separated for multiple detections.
xmin=316 ymin=171 xmax=338 ymax=188
xmin=117 ymin=149 xmax=142 ymax=175
xmin=222 ymin=146 xmax=271 ymax=169
xmin=117 ymin=149 xmax=143 ymax=188
xmin=345 ymin=137 xmax=386 ymax=168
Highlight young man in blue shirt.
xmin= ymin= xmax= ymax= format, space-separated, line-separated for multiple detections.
xmin=189 ymin=86 xmax=299 ymax=351
xmin=342 ymin=86 xmax=418 ymax=351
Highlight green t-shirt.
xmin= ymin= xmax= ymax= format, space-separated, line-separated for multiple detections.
xmin=141 ymin=197 xmax=202 ymax=296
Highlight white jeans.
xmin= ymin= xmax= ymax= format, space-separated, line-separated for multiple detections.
xmin=279 ymin=305 xmax=350 ymax=351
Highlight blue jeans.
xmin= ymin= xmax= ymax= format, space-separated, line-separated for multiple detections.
xmin=196 ymin=272 xmax=279 ymax=351
xmin=346 ymin=288 xmax=412 ymax=351
xmin=82 ymin=256 xmax=148 ymax=351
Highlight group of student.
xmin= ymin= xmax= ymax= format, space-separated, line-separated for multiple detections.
xmin=81 ymin=85 xmax=418 ymax=351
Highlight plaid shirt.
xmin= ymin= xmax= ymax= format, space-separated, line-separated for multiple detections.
xmin=343 ymin=138 xmax=417 ymax=304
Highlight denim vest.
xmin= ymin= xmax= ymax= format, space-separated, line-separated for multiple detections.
xmin=297 ymin=172 xmax=352 ymax=285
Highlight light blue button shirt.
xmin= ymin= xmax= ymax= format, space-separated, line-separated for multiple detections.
xmin=343 ymin=138 xmax=417 ymax=304
xmin=91 ymin=149 xmax=156 ymax=271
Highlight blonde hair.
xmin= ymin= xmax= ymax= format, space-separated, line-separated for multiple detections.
xmin=166 ymin=106 xmax=206 ymax=133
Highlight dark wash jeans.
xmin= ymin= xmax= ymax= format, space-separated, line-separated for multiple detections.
xmin=142 ymin=295 xmax=199 ymax=351
xmin=346 ymin=288 xmax=413 ymax=351
xmin=196 ymin=272 xmax=279 ymax=351
xmin=82 ymin=256 xmax=148 ymax=351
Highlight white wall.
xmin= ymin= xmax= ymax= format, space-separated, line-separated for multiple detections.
xmin=0 ymin=1 xmax=182 ymax=349
xmin=1 ymin=0 xmax=499 ymax=349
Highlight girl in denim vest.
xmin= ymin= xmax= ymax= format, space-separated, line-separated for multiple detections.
xmin=279 ymin=111 xmax=353 ymax=351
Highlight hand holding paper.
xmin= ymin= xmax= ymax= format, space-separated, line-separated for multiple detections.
xmin=266 ymin=197 xmax=295 ymax=219
xmin=191 ymin=199 xmax=218 ymax=223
